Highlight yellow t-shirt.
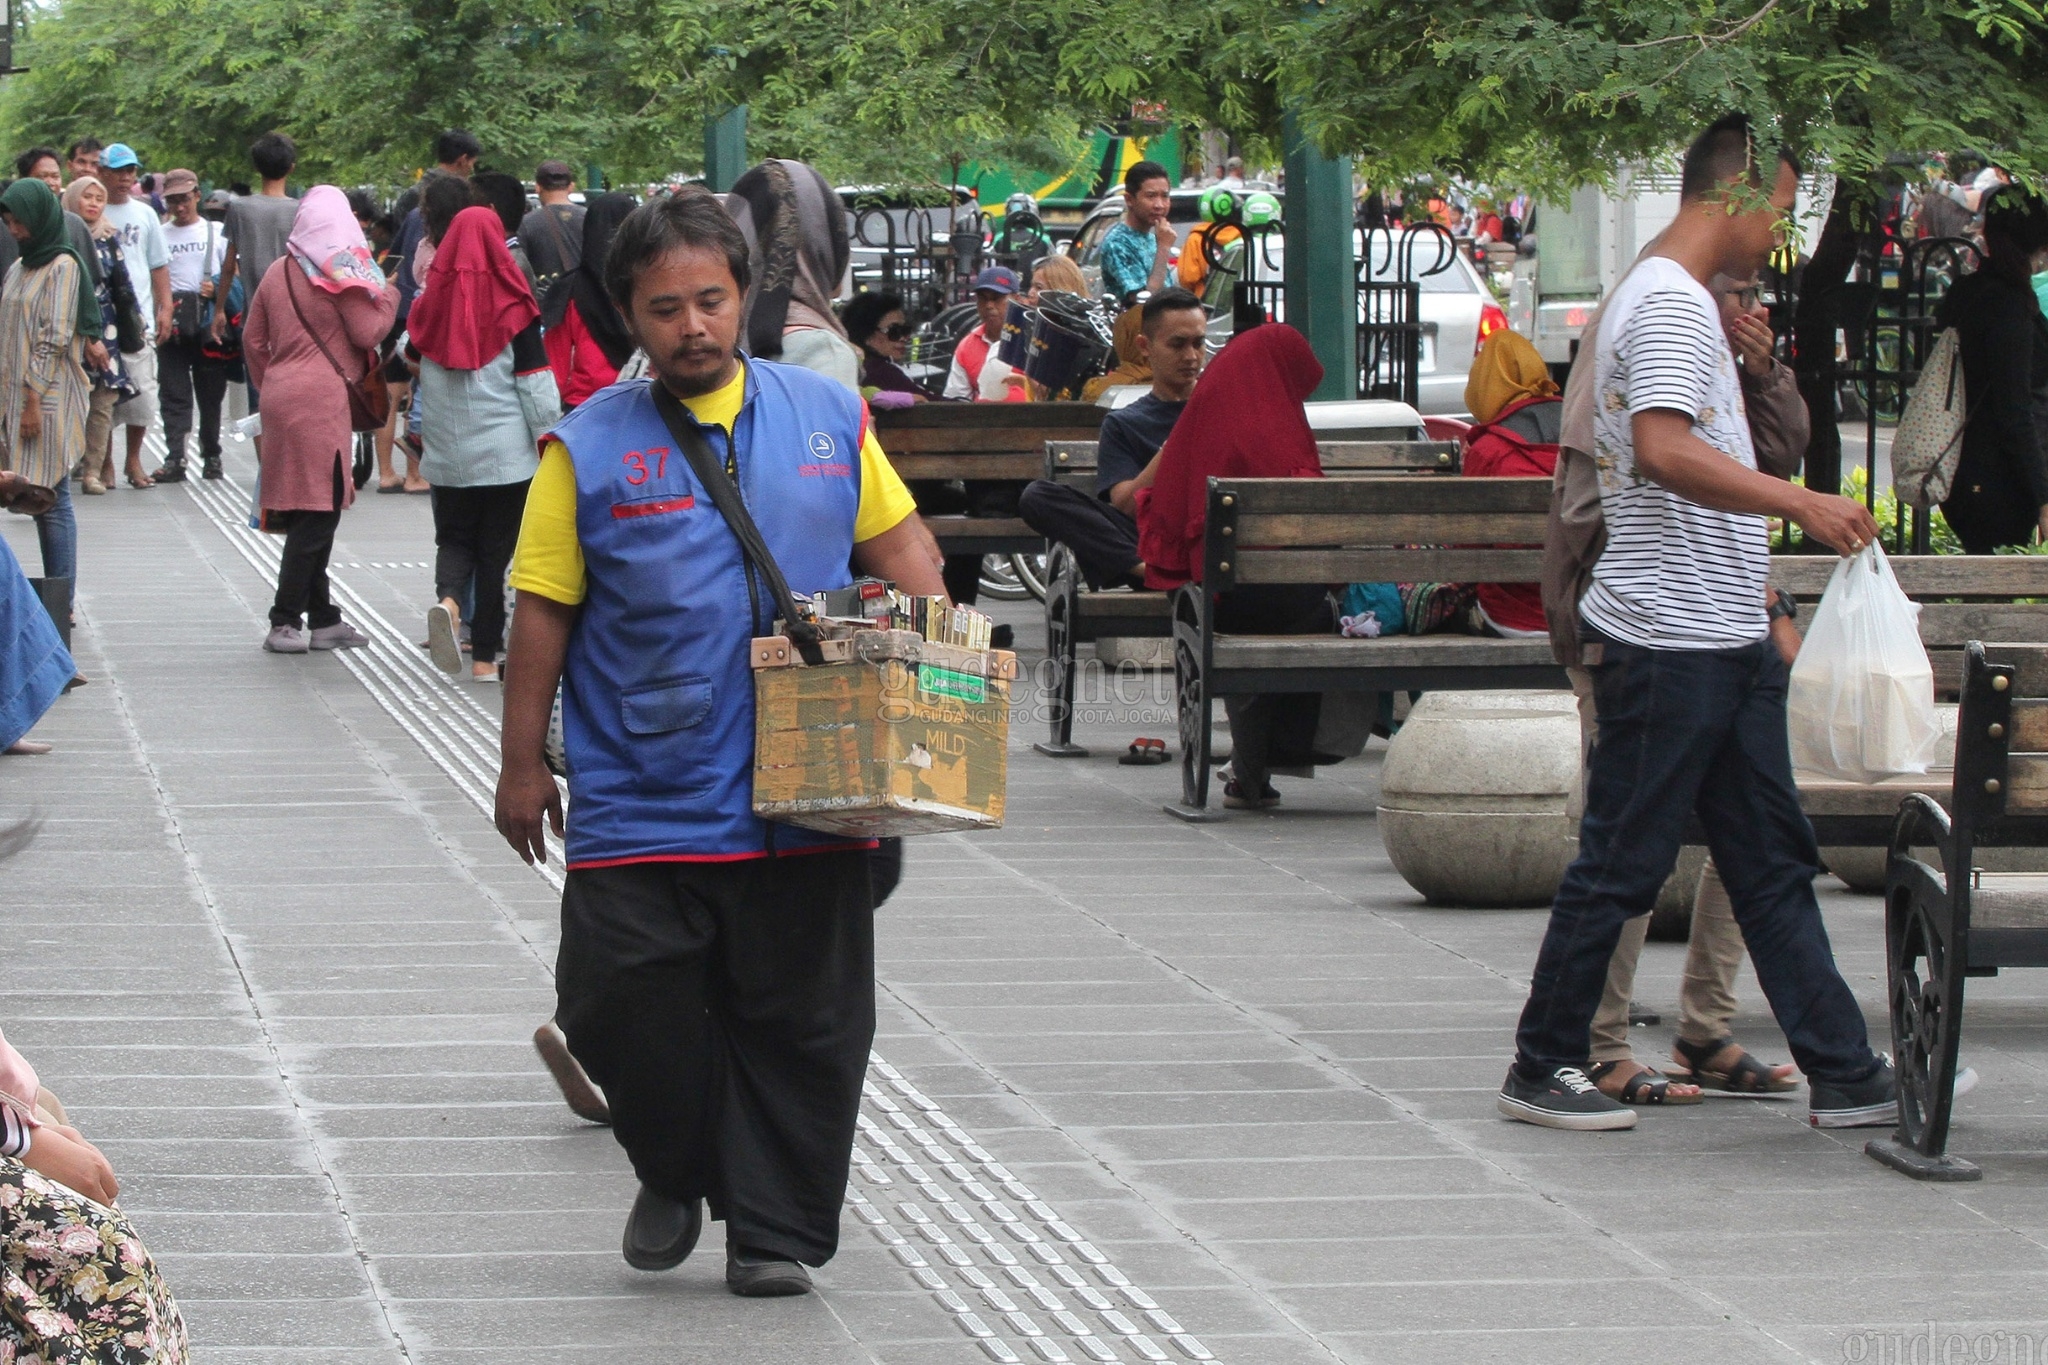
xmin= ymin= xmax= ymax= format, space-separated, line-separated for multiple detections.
xmin=508 ymin=362 xmax=918 ymax=606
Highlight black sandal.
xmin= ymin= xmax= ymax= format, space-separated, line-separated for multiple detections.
xmin=1588 ymin=1060 xmax=1703 ymax=1106
xmin=1670 ymin=1037 xmax=1798 ymax=1094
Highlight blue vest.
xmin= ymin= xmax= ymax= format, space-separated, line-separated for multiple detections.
xmin=552 ymin=362 xmax=866 ymax=865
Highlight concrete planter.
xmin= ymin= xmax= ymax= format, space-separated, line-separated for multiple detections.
xmin=1378 ymin=691 xmax=1580 ymax=906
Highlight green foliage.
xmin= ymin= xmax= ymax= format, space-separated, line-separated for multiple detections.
xmin=1064 ymin=0 xmax=2048 ymax=202
xmin=0 ymin=0 xmax=1116 ymax=194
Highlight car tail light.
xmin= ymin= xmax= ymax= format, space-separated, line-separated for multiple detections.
xmin=1476 ymin=303 xmax=1509 ymax=353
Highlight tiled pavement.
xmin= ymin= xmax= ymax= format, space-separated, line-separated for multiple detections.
xmin=5 ymin=433 xmax=2048 ymax=1364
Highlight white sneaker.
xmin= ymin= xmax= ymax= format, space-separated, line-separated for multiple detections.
xmin=263 ymin=625 xmax=308 ymax=654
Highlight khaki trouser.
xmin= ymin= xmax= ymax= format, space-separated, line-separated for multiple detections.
xmin=1566 ymin=667 xmax=1753 ymax=1066
xmin=78 ymin=386 xmax=117 ymax=480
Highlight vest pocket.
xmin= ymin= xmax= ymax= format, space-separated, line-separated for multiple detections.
xmin=621 ymin=676 xmax=714 ymax=734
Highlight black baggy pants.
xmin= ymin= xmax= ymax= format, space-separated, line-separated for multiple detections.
xmin=1017 ymin=479 xmax=1140 ymax=590
xmin=158 ymin=338 xmax=229 ymax=467
xmin=429 ymin=479 xmax=530 ymax=662
xmin=555 ymin=850 xmax=877 ymax=1266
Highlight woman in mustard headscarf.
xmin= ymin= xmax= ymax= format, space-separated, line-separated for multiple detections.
xmin=1461 ymin=327 xmax=1562 ymax=636
xmin=1081 ymin=306 xmax=1151 ymax=401
xmin=0 ymin=177 xmax=101 ymax=590
xmin=1464 ymin=325 xmax=1559 ymax=433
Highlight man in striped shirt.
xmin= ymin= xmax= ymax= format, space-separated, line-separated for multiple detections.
xmin=1500 ymin=116 xmax=1895 ymax=1132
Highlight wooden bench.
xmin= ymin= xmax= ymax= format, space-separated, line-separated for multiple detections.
xmin=1167 ymin=484 xmax=2048 ymax=823
xmin=1872 ymin=641 xmax=2048 ymax=1182
xmin=1168 ymin=474 xmax=1565 ymax=818
xmin=871 ymin=402 xmax=1105 ymax=559
xmin=1035 ymin=438 xmax=1460 ymax=757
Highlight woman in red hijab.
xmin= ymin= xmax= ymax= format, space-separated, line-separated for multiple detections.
xmin=1138 ymin=323 xmax=1324 ymax=588
xmin=408 ymin=205 xmax=561 ymax=680
xmin=1136 ymin=324 xmax=1352 ymax=810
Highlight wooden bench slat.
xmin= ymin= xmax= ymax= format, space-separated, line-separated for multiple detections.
xmin=2013 ymin=699 xmax=2048 ymax=752
xmin=874 ymin=402 xmax=1104 ymax=430
xmin=1210 ymin=634 xmax=1560 ymax=671
xmin=1770 ymin=556 xmax=2048 ymax=597
xmin=1234 ymin=512 xmax=1551 ymax=544
xmin=884 ymin=428 xmax=1101 ymax=454
xmin=890 ymin=453 xmax=1044 ymax=480
xmin=1213 ymin=476 xmax=1549 ymax=515
xmin=1075 ymin=592 xmax=1171 ymax=618
xmin=1798 ymin=774 xmax=1951 ymax=817
xmin=1232 ymin=548 xmax=1544 ymax=584
xmin=1915 ymin=604 xmax=2048 ymax=646
xmin=2008 ymin=753 xmax=2048 ymax=812
xmin=919 ymin=517 xmax=1038 ymax=541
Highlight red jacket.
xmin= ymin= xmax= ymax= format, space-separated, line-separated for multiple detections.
xmin=544 ymin=300 xmax=622 ymax=409
xmin=1462 ymin=395 xmax=1560 ymax=634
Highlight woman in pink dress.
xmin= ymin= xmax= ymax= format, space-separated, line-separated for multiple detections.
xmin=243 ymin=185 xmax=399 ymax=653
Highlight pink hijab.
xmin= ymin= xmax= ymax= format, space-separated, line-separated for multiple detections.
xmin=286 ymin=185 xmax=385 ymax=295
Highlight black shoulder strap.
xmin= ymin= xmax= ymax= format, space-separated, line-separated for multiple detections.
xmin=648 ymin=380 xmax=827 ymax=665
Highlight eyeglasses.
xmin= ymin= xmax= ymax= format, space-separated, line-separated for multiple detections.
xmin=882 ymin=323 xmax=913 ymax=341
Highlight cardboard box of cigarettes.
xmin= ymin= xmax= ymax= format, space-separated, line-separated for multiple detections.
xmin=749 ymin=590 xmax=1013 ymax=837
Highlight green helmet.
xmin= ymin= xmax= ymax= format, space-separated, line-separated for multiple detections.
xmin=1200 ymin=187 xmax=1238 ymax=222
xmin=1241 ymin=191 xmax=1281 ymax=227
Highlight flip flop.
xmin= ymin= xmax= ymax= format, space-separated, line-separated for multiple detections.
xmin=376 ymin=481 xmax=407 ymax=494
xmin=1119 ymin=737 xmax=1171 ymax=766
xmin=1588 ymin=1060 xmax=1703 ymax=1106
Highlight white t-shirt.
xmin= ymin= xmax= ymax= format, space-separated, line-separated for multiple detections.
xmin=1578 ymin=255 xmax=1769 ymax=651
xmin=101 ymin=198 xmax=168 ymax=340
xmin=163 ymin=220 xmax=226 ymax=296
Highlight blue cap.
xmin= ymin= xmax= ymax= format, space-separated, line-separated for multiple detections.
xmin=100 ymin=143 xmax=139 ymax=169
xmin=972 ymin=266 xmax=1019 ymax=295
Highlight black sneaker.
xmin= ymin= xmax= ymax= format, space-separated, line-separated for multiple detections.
xmin=1808 ymin=1057 xmax=1898 ymax=1129
xmin=152 ymin=462 xmax=187 ymax=484
xmin=1498 ymin=1065 xmax=1639 ymax=1131
xmin=1223 ymin=777 xmax=1280 ymax=810
xmin=201 ymin=459 xmax=223 ymax=480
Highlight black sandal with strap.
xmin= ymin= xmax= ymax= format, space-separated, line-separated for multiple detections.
xmin=1588 ymin=1060 xmax=1703 ymax=1106
xmin=1670 ymin=1036 xmax=1799 ymax=1095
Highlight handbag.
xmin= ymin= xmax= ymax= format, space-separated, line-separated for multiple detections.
xmin=283 ymin=264 xmax=390 ymax=434
xmin=1892 ymin=327 xmax=1975 ymax=508
xmin=169 ymin=222 xmax=216 ymax=344
xmin=102 ymin=241 xmax=146 ymax=356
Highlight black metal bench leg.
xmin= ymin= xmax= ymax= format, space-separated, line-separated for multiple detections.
xmin=1868 ymin=796 xmax=1980 ymax=1181
xmin=1033 ymin=543 xmax=1088 ymax=758
xmin=1165 ymin=586 xmax=1222 ymax=822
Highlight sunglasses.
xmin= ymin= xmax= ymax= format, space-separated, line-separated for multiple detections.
xmin=882 ymin=323 xmax=913 ymax=341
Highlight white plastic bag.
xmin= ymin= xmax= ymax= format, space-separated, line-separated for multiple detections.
xmin=1787 ymin=544 xmax=1941 ymax=783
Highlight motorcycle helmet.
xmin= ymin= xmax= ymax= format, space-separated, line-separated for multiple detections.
xmin=1200 ymin=186 xmax=1239 ymax=223
xmin=1241 ymin=191 xmax=1281 ymax=227
xmin=1004 ymin=191 xmax=1040 ymax=222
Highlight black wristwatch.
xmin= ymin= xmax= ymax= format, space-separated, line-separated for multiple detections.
xmin=1768 ymin=588 xmax=1798 ymax=624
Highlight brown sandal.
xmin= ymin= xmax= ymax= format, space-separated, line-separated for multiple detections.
xmin=1588 ymin=1060 xmax=1703 ymax=1106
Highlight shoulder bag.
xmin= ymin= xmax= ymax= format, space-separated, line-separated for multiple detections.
xmin=284 ymin=263 xmax=390 ymax=434
xmin=647 ymin=381 xmax=826 ymax=665
xmin=1892 ymin=327 xmax=1974 ymax=509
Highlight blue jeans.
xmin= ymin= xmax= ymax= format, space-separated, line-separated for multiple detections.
xmin=33 ymin=477 xmax=74 ymax=583
xmin=1512 ymin=633 xmax=1881 ymax=1087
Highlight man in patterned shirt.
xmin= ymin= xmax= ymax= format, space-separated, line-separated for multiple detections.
xmin=1499 ymin=115 xmax=1894 ymax=1133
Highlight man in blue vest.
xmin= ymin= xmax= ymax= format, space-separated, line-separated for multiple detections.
xmin=495 ymin=187 xmax=947 ymax=1295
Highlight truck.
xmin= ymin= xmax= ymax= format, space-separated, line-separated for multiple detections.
xmin=1506 ymin=166 xmax=1683 ymax=373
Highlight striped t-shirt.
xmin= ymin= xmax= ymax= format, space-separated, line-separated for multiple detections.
xmin=1579 ymin=256 xmax=1770 ymax=650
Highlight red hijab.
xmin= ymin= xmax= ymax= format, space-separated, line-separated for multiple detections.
xmin=1138 ymin=324 xmax=1324 ymax=589
xmin=408 ymin=206 xmax=539 ymax=371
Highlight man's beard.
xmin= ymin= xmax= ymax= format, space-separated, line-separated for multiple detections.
xmin=653 ymin=345 xmax=735 ymax=398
